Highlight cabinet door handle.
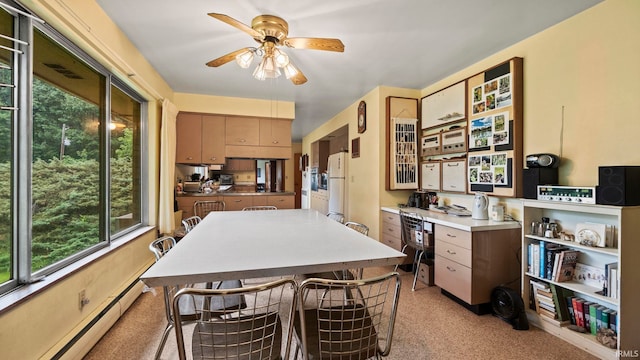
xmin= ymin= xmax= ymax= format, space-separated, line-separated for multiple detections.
xmin=446 ymin=266 xmax=456 ymax=272
xmin=239 ymin=139 xmax=246 ymax=143
xmin=446 ymin=249 xmax=456 ymax=255
xmin=446 ymin=233 xmax=457 ymax=238
xmin=187 ymin=156 xmax=193 ymax=160
xmin=447 ymin=163 xmax=460 ymax=167
xmin=234 ymin=199 xmax=242 ymax=202
xmin=272 ymin=140 xmax=279 ymax=144
xmin=210 ymin=157 xmax=216 ymax=160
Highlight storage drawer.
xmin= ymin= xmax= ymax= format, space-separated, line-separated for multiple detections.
xmin=267 ymin=195 xmax=294 ymax=209
xmin=435 ymin=224 xmax=471 ymax=250
xmin=381 ymin=221 xmax=401 ymax=240
xmin=435 ymin=255 xmax=472 ymax=303
xmin=222 ymin=196 xmax=252 ymax=211
xmin=381 ymin=212 xmax=400 ymax=227
xmin=435 ymin=240 xmax=472 ymax=268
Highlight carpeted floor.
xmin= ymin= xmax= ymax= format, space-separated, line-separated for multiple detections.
xmin=84 ymin=267 xmax=598 ymax=359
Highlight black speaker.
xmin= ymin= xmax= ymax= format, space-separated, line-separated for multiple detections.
xmin=523 ymin=168 xmax=558 ymax=199
xmin=597 ymin=166 xmax=640 ymax=206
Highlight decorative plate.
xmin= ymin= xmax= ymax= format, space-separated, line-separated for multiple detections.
xmin=577 ymin=228 xmax=600 ymax=247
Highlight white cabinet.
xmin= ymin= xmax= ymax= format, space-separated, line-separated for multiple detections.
xmin=522 ymin=200 xmax=640 ymax=358
xmin=421 ymin=161 xmax=441 ymax=191
xmin=421 ymin=81 xmax=466 ymax=129
xmin=441 ymin=159 xmax=466 ymax=192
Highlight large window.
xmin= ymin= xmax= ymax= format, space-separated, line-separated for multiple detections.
xmin=0 ymin=2 xmax=145 ymax=290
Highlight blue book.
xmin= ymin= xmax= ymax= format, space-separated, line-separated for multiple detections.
xmin=528 ymin=243 xmax=533 ymax=274
xmin=539 ymin=241 xmax=546 ymax=278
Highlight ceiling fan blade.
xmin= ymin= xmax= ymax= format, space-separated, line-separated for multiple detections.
xmin=283 ymin=37 xmax=344 ymax=52
xmin=208 ymin=13 xmax=263 ymax=40
xmin=206 ymin=47 xmax=253 ymax=67
xmin=290 ymin=71 xmax=307 ymax=85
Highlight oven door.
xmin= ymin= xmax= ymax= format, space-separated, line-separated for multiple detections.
xmin=310 ymin=168 xmax=318 ymax=191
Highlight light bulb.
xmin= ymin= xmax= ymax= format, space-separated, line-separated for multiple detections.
xmin=273 ymin=48 xmax=290 ymax=67
xmin=235 ymin=50 xmax=254 ymax=68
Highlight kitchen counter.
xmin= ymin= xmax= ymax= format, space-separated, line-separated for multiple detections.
xmin=178 ymin=191 xmax=295 ymax=197
xmin=381 ymin=206 xmax=520 ymax=232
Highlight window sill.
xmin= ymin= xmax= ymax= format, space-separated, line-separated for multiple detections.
xmin=0 ymin=226 xmax=156 ymax=314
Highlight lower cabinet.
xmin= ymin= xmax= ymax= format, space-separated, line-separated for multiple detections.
xmin=310 ymin=190 xmax=329 ymax=215
xmin=177 ymin=194 xmax=295 ymax=216
xmin=222 ymin=196 xmax=253 ymax=211
xmin=267 ymin=195 xmax=295 ymax=209
xmin=380 ymin=211 xmax=413 ymax=265
xmin=434 ymin=223 xmax=521 ymax=306
xmin=176 ymin=196 xmax=220 ymax=219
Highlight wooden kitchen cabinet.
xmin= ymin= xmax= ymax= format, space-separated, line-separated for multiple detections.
xmin=176 ymin=196 xmax=220 ymax=220
xmin=260 ymin=118 xmax=292 ymax=147
xmin=380 ymin=211 xmax=413 ymax=265
xmin=225 ymin=159 xmax=255 ymax=171
xmin=176 ymin=113 xmax=202 ymax=164
xmin=434 ymin=223 xmax=520 ymax=309
xmin=222 ymin=195 xmax=253 ymax=211
xmin=421 ymin=81 xmax=466 ymax=129
xmin=267 ymin=195 xmax=294 ymax=209
xmin=441 ymin=159 xmax=466 ymax=193
xmin=311 ymin=140 xmax=329 ymax=171
xmin=201 ymin=115 xmax=225 ymax=165
xmin=225 ymin=116 xmax=260 ymax=146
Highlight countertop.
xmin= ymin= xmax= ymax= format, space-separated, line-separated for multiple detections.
xmin=381 ymin=206 xmax=521 ymax=232
xmin=178 ymin=191 xmax=295 ymax=197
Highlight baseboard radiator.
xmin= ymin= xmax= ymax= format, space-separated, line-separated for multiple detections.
xmin=47 ymin=279 xmax=146 ymax=360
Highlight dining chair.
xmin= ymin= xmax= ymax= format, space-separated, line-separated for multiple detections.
xmin=193 ymin=200 xmax=225 ymax=218
xmin=149 ymin=236 xmax=245 ymax=360
xmin=242 ymin=205 xmax=278 ymax=211
xmin=326 ymin=211 xmax=345 ymax=224
xmin=294 ymin=272 xmax=402 ymax=360
xmin=173 ymin=278 xmax=298 ymax=360
xmin=397 ymin=210 xmax=433 ymax=291
xmin=181 ymin=215 xmax=202 ymax=234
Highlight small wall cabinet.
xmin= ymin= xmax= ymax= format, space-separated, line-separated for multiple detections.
xmin=421 ymin=81 xmax=466 ymax=129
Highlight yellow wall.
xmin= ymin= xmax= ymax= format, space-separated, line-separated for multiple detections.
xmin=304 ymin=0 xmax=640 ymax=238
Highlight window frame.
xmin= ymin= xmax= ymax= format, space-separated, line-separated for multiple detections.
xmin=0 ymin=1 xmax=148 ymax=294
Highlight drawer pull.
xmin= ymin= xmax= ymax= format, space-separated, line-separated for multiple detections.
xmin=446 ymin=266 xmax=456 ymax=272
xmin=446 ymin=233 xmax=457 ymax=238
xmin=446 ymin=249 xmax=456 ymax=255
xmin=234 ymin=199 xmax=242 ymax=202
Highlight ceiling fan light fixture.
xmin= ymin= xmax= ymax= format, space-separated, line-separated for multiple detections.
xmin=253 ymin=56 xmax=281 ymax=80
xmin=273 ymin=48 xmax=290 ymax=67
xmin=282 ymin=61 xmax=299 ymax=79
xmin=235 ymin=49 xmax=254 ymax=68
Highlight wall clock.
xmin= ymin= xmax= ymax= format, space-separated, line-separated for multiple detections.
xmin=357 ymin=101 xmax=366 ymax=133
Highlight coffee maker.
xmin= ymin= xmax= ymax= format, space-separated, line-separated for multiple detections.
xmin=407 ymin=191 xmax=426 ymax=208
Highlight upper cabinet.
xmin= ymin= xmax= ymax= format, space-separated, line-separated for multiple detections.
xmin=421 ymin=81 xmax=466 ymax=129
xmin=176 ymin=113 xmax=203 ymax=164
xmin=201 ymin=115 xmax=225 ymax=165
xmin=311 ymin=140 xmax=329 ymax=171
xmin=260 ymin=118 xmax=292 ymax=147
xmin=225 ymin=116 xmax=260 ymax=146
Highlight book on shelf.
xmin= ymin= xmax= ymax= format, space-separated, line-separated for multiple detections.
xmin=539 ymin=240 xmax=546 ymax=278
xmin=572 ymin=297 xmax=585 ymax=328
xmin=573 ymin=263 xmax=606 ymax=289
xmin=554 ymin=250 xmax=580 ymax=282
xmin=538 ymin=306 xmax=557 ymax=320
xmin=549 ymin=284 xmax=573 ymax=322
xmin=566 ymin=296 xmax=576 ymax=325
xmin=589 ymin=304 xmax=598 ymax=335
xmin=582 ymin=301 xmax=594 ymax=330
xmin=605 ymin=262 xmax=618 ymax=298
xmin=545 ymin=244 xmax=568 ymax=280
xmin=609 ymin=310 xmax=618 ymax=334
xmin=532 ymin=243 xmax=540 ymax=276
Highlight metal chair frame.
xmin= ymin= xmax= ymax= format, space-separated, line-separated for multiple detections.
xmin=181 ymin=215 xmax=202 ymax=234
xmin=397 ymin=210 xmax=433 ymax=291
xmin=173 ymin=278 xmax=298 ymax=360
xmin=326 ymin=212 xmax=345 ymax=224
xmin=193 ymin=200 xmax=225 ymax=218
xmin=294 ymin=272 xmax=402 ymax=360
xmin=242 ymin=205 xmax=278 ymax=211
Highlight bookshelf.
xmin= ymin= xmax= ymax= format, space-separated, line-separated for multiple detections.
xmin=522 ymin=200 xmax=640 ymax=358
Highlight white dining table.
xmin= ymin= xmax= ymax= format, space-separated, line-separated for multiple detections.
xmin=140 ymin=209 xmax=406 ymax=287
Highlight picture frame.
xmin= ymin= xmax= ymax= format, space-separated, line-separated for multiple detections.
xmin=351 ymin=137 xmax=360 ymax=158
xmin=357 ymin=101 xmax=366 ymax=133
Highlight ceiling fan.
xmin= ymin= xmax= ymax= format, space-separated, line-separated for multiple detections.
xmin=206 ymin=13 xmax=345 ymax=85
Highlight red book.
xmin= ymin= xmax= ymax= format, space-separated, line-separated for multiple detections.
xmin=572 ymin=298 xmax=585 ymax=328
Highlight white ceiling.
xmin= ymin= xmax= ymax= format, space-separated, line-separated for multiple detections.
xmin=95 ymin=0 xmax=601 ymax=141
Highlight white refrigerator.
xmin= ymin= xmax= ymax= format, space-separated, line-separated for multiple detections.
xmin=328 ymin=152 xmax=347 ymax=214
xmin=301 ymin=167 xmax=311 ymax=209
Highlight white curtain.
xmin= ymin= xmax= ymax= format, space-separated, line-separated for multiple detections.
xmin=158 ymin=99 xmax=178 ymax=235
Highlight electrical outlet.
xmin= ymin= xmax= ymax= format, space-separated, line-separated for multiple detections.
xmin=78 ymin=289 xmax=89 ymax=310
